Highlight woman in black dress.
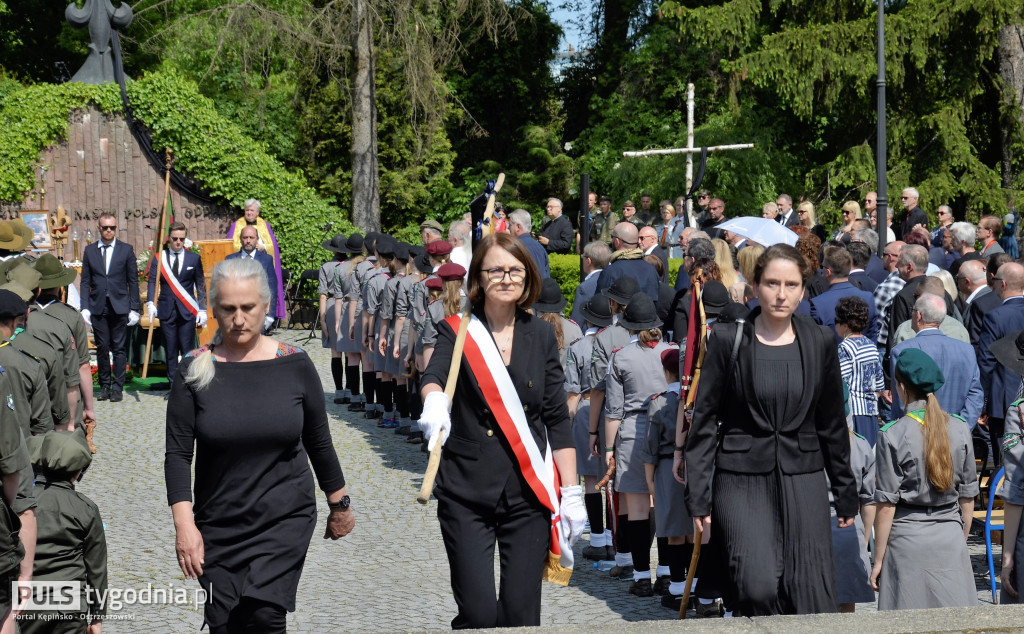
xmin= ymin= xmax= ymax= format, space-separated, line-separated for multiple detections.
xmin=684 ymin=244 xmax=857 ymax=616
xmin=166 ymin=257 xmax=354 ymax=633
xmin=419 ymin=232 xmax=586 ymax=629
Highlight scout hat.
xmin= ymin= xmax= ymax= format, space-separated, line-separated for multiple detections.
xmin=10 ymin=218 xmax=34 ymax=247
xmin=425 ymin=277 xmax=443 ymax=291
xmin=420 ymin=219 xmax=444 ymax=234
xmin=0 ymin=281 xmax=32 ymax=303
xmin=617 ymin=294 xmax=661 ymax=331
xmin=413 ymin=251 xmax=433 ymax=275
xmin=426 ymin=241 xmax=453 ymax=257
xmin=894 ymin=348 xmax=945 ymax=394
xmin=376 ymin=237 xmax=397 ymax=258
xmin=701 ymin=281 xmax=730 ymax=316
xmin=394 ymin=242 xmax=411 ymax=263
xmin=33 ymin=253 xmax=78 ymax=289
xmin=321 ymin=234 xmax=348 ymax=253
xmin=344 ymin=233 xmax=365 ymax=254
xmin=0 ymin=222 xmax=27 ymax=251
xmin=29 ymin=430 xmax=92 ymax=475
xmin=660 ymin=347 xmax=680 ymax=372
xmin=992 ymin=330 xmax=1024 ymax=376
xmin=579 ymin=296 xmax=613 ymax=328
xmin=533 ymin=278 xmax=567 ymax=314
xmin=0 ymin=289 xmax=26 ymax=319
xmin=601 ymin=276 xmax=640 ymax=305
xmin=437 ymin=263 xmax=466 ymax=281
xmin=4 ymin=264 xmax=42 ymax=300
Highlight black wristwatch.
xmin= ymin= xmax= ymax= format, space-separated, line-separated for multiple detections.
xmin=328 ymin=495 xmax=351 ymax=511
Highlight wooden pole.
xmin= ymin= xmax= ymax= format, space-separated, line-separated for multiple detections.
xmin=142 ymin=149 xmax=173 ymax=379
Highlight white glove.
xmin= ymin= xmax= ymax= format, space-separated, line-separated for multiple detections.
xmin=146 ymin=301 xmax=156 ymax=317
xmin=263 ymin=315 xmax=274 ymax=331
xmin=197 ymin=311 xmax=208 ymax=328
xmin=127 ymin=310 xmax=140 ymax=327
xmin=419 ymin=391 xmax=451 ymax=451
xmin=80 ymin=309 xmax=91 ymax=326
xmin=558 ymin=485 xmax=587 ymax=547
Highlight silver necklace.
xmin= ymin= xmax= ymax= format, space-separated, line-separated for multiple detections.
xmin=489 ymin=317 xmax=515 ymax=353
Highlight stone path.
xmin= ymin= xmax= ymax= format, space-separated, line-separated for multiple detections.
xmin=79 ymin=328 xmax=1003 ymax=632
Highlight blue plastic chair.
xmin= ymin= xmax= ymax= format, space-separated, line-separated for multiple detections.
xmin=972 ymin=466 xmax=1005 ymax=602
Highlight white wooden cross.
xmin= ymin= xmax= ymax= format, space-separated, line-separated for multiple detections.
xmin=623 ymin=83 xmax=755 ymax=226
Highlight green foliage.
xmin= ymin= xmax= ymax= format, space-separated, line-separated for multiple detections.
xmin=548 ymin=253 xmax=684 ymax=317
xmin=0 ymin=70 xmax=354 ymax=277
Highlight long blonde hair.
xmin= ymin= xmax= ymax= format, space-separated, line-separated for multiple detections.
xmin=184 ymin=258 xmax=272 ymax=391
xmin=898 ymin=377 xmax=954 ymax=492
xmin=712 ymin=239 xmax=738 ymax=289
xmin=441 ymin=279 xmax=463 ymax=318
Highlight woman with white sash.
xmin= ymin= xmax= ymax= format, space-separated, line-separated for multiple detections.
xmin=419 ymin=232 xmax=587 ymax=629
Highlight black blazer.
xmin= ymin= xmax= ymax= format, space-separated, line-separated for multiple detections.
xmin=422 ymin=307 xmax=572 ymax=507
xmin=147 ymin=250 xmax=207 ymax=321
xmin=80 ymin=240 xmax=141 ymax=315
xmin=684 ymin=310 xmax=857 ymax=517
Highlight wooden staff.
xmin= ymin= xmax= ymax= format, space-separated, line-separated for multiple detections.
xmin=416 ymin=309 xmax=471 ymax=504
xmin=142 ymin=149 xmax=173 ymax=379
xmin=679 ymin=524 xmax=702 ymax=619
xmin=479 ymin=173 xmax=505 ymax=239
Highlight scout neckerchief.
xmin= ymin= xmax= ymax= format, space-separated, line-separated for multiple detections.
xmin=906 ymin=409 xmax=925 ymax=424
xmin=444 ymin=312 xmax=574 ymax=586
xmin=159 ymin=250 xmax=199 ymax=317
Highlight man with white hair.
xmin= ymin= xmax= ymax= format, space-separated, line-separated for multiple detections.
xmin=898 ymin=187 xmax=928 ymax=240
xmin=776 ymin=194 xmax=798 ymax=227
xmin=447 ymin=221 xmax=472 ymax=274
xmin=538 ymin=198 xmax=574 ymax=254
xmin=226 ymin=198 xmax=285 ymax=322
xmin=960 ymin=259 xmax=1000 ymax=349
xmin=947 ymin=221 xmax=982 ymax=278
xmin=890 ymin=293 xmax=983 ymax=426
xmin=509 ymin=209 xmax=550 ymax=277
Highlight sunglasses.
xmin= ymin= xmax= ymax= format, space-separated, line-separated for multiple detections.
xmin=169 ymin=236 xmax=185 ymax=242
xmin=100 ymin=225 xmax=116 ymax=230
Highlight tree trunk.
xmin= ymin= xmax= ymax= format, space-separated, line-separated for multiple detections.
xmin=998 ymin=24 xmax=1024 ymax=189
xmin=351 ymin=0 xmax=380 ymax=232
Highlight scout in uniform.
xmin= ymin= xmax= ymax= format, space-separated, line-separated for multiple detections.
xmin=319 ymin=234 xmax=349 ymax=403
xmin=871 ymin=348 xmax=978 ymax=609
xmin=23 ymin=430 xmax=106 ymax=634
xmin=364 ymin=237 xmax=394 ymax=421
xmin=338 ymin=233 xmax=366 ymax=406
xmin=350 ymin=234 xmax=381 ymax=414
xmin=376 ymin=242 xmax=408 ymax=427
xmin=388 ymin=245 xmax=421 ymax=435
xmin=565 ymin=297 xmax=613 ymax=562
xmin=378 ymin=244 xmax=416 ymax=432
xmin=532 ymin=278 xmax=582 ymax=370
xmin=587 ymin=276 xmax=637 ymax=578
xmin=603 ymin=294 xmax=672 ymax=597
xmin=410 ymin=240 xmax=452 ymax=374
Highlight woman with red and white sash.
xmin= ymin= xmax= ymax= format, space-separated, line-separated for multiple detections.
xmin=419 ymin=232 xmax=587 ymax=629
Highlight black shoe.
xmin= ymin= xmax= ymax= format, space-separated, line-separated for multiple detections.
xmin=629 ymin=578 xmax=653 ymax=597
xmin=365 ymin=408 xmax=382 ymax=419
xmin=582 ymin=544 xmax=607 ymax=561
xmin=695 ymin=599 xmax=724 ymax=618
xmin=163 ymin=393 xmax=170 ymax=401
xmin=406 ymin=431 xmax=424 ymax=443
xmin=661 ymin=594 xmax=683 ymax=611
xmin=110 ymin=391 xmax=123 ymax=403
xmin=348 ymin=401 xmax=365 ymax=412
xmin=609 ymin=564 xmax=634 ymax=580
xmin=395 ymin=425 xmax=411 ymax=436
xmin=96 ymin=388 xmax=110 ymax=401
xmin=334 ymin=396 xmax=351 ymax=404
xmin=653 ymin=575 xmax=672 ymax=595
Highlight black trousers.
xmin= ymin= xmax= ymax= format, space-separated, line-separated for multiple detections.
xmin=437 ymin=484 xmax=550 ymax=629
xmin=93 ymin=299 xmax=128 ymax=390
xmin=161 ymin=311 xmax=198 ymax=388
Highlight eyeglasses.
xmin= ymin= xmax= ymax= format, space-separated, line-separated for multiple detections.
xmin=169 ymin=236 xmax=185 ymax=242
xmin=483 ymin=267 xmax=526 ymax=283
xmin=883 ymin=252 xmax=900 ymax=259
xmin=100 ymin=225 xmax=116 ymax=230
xmin=993 ymin=277 xmax=1005 ymax=284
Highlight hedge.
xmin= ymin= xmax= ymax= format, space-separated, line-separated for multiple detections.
xmin=549 ymin=254 xmax=684 ymax=317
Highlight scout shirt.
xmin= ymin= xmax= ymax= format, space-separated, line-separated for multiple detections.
xmin=25 ymin=307 xmax=79 ymax=389
xmin=34 ymin=298 xmax=90 ymax=377
xmin=557 ymin=317 xmax=583 ymax=371
xmin=589 ymin=322 xmax=630 ymax=392
xmin=0 ymin=366 xmax=30 ymax=577
xmin=10 ymin=328 xmax=70 ymax=427
xmin=0 ymin=341 xmax=53 ymax=436
xmin=565 ymin=328 xmax=597 ymax=396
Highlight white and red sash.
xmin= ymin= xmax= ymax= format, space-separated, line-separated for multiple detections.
xmin=445 ymin=313 xmax=574 ymax=585
xmin=159 ymin=251 xmax=200 ymax=317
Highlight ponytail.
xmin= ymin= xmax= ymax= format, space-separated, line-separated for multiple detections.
xmin=922 ymin=392 xmax=954 ymax=492
xmin=538 ymin=312 xmax=565 ymax=351
xmin=184 ymin=330 xmax=224 ymax=391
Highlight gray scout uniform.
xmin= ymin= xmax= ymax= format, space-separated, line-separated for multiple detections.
xmin=379 ymin=274 xmax=407 ymax=375
xmin=364 ymin=269 xmax=390 ymax=368
xmin=411 ymin=273 xmax=438 ymax=355
xmin=605 ymin=338 xmax=671 ymax=493
xmin=874 ymin=400 xmax=979 ymax=610
xmin=998 ymin=397 xmax=1024 ymax=604
xmin=338 ymin=261 xmax=362 ymax=353
xmin=0 ymin=341 xmax=53 ymax=436
xmin=830 ymin=431 xmax=875 ymax=604
xmin=392 ymin=274 xmax=418 ymax=368
xmin=10 ymin=329 xmax=70 ymax=427
xmin=589 ymin=322 xmax=630 ymax=392
xmin=420 ymin=296 xmax=469 ymax=349
xmin=318 ymin=260 xmax=344 ymax=349
xmin=352 ymin=257 xmax=378 ymax=355
xmin=641 ymin=384 xmax=690 ymax=536
xmin=557 ymin=316 xmax=583 ymax=371
xmin=566 ymin=328 xmax=602 ymax=477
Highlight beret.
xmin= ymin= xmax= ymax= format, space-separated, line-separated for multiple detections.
xmin=894 ymin=348 xmax=945 ymax=394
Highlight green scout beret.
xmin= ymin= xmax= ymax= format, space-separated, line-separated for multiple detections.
xmin=894 ymin=348 xmax=945 ymax=394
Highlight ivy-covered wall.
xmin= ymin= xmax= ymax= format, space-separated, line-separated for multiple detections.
xmin=0 ymin=70 xmax=355 ymax=275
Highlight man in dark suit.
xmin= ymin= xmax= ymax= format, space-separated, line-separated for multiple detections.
xmin=978 ymin=262 xmax=1024 ymax=468
xmin=810 ymin=247 xmax=879 ymax=342
xmin=537 ymin=198 xmax=574 ymax=255
xmin=698 ymin=198 xmax=727 ymax=240
xmin=638 ymin=226 xmax=669 ymax=284
xmin=846 ymin=241 xmax=878 ymax=294
xmin=897 ymin=187 xmax=928 ymax=240
xmin=509 ymin=209 xmax=550 ymax=278
xmin=595 ymin=223 xmax=659 ymax=306
xmin=776 ymin=194 xmax=800 ymax=227
xmin=225 ymin=224 xmax=279 ymax=330
xmin=960 ymin=259 xmax=1001 ymax=349
xmin=80 ymin=213 xmax=140 ymax=401
xmin=146 ymin=222 xmax=207 ymax=392
xmin=570 ymin=241 xmax=610 ymax=327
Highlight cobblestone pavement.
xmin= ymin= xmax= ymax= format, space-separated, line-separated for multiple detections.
xmin=80 ymin=329 xmax=1002 ymax=632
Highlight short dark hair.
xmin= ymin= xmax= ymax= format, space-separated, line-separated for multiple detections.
xmin=686 ymin=238 xmax=715 ymax=262
xmin=988 ymin=253 xmax=1013 ymax=278
xmin=835 ymin=296 xmax=869 ymax=333
xmin=168 ymin=221 xmax=187 ymax=235
xmin=822 ymin=246 xmax=853 ymax=277
xmin=753 ymin=244 xmax=810 ymax=286
xmin=467 ymin=233 xmax=541 ymax=308
xmin=846 ymin=242 xmax=871 ymax=269
xmin=599 ymin=196 xmax=612 ymax=204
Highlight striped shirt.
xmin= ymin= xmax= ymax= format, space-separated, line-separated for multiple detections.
xmin=873 ymin=271 xmax=906 ymax=346
xmin=839 ymin=335 xmax=884 ymax=416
